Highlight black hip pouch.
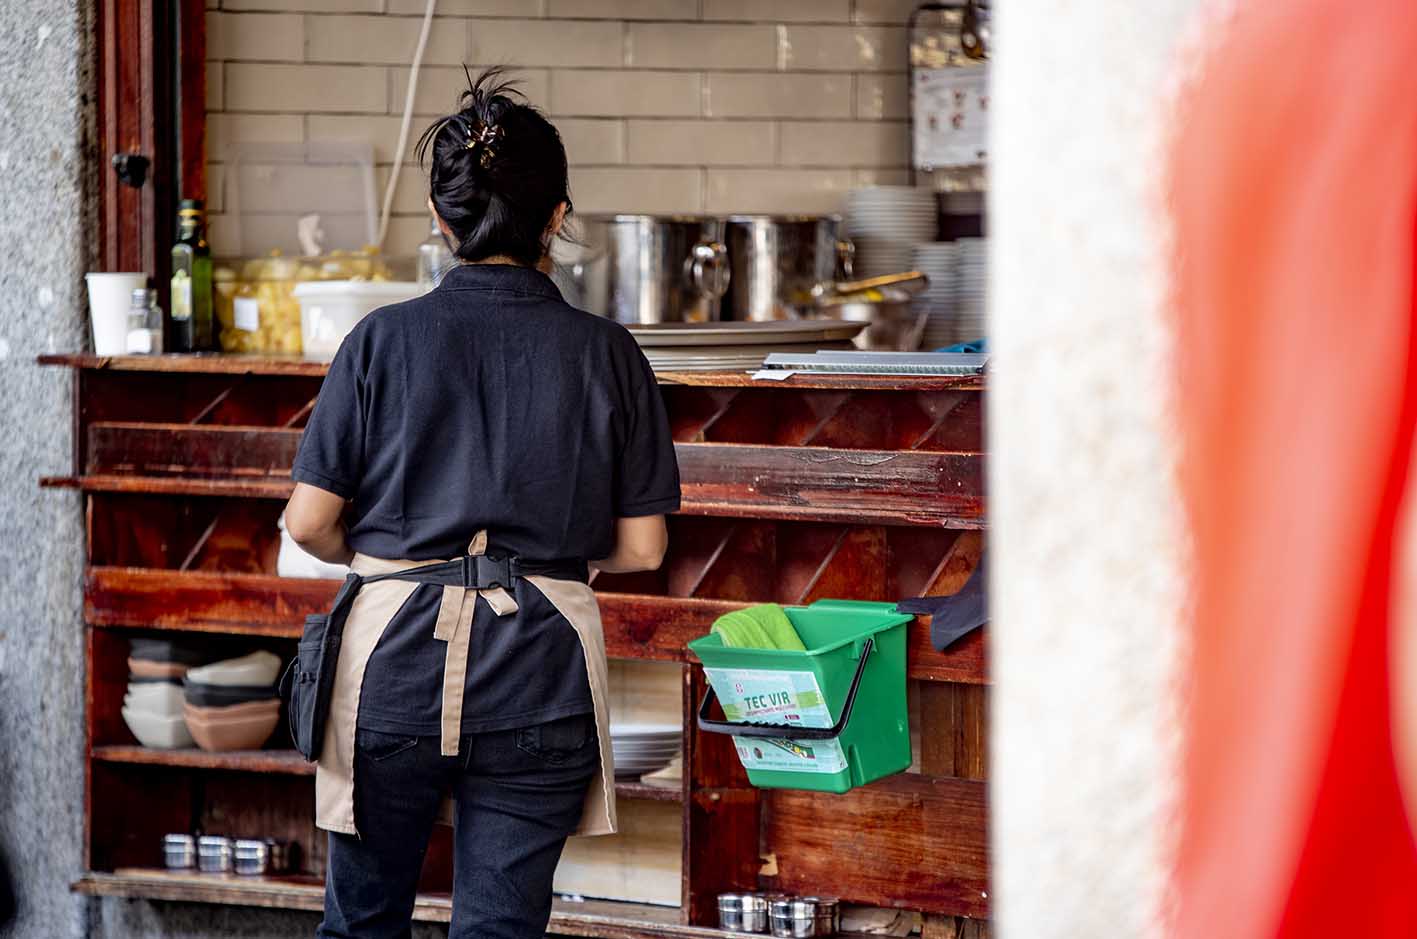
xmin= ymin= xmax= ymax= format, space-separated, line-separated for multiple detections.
xmin=280 ymin=573 xmax=364 ymax=761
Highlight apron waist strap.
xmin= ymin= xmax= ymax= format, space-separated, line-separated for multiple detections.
xmin=349 ymin=541 xmax=588 ymax=757
xmin=363 ymin=556 xmax=588 ymax=589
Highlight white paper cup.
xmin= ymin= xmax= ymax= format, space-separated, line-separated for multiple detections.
xmin=86 ymin=272 xmax=147 ymax=355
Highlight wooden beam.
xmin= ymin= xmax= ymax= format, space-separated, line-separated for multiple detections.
xmin=85 ymin=568 xmax=988 ymax=682
xmin=763 ymin=774 xmax=989 ymax=919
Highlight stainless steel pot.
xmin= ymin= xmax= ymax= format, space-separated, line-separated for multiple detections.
xmin=722 ymin=216 xmax=853 ymax=322
xmin=553 ymin=216 xmax=729 ymax=324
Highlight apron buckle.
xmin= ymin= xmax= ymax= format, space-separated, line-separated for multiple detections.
xmin=464 ymin=554 xmax=512 ymax=589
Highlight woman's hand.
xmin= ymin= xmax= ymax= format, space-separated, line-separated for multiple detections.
xmin=284 ymin=482 xmax=355 ymax=565
xmin=591 ymin=515 xmax=668 ymax=573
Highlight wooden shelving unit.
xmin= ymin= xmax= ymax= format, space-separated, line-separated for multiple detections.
xmin=43 ymin=354 xmax=990 ymax=936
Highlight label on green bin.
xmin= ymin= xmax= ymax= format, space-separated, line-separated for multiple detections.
xmin=705 ymin=667 xmax=848 ymax=775
xmin=733 ymin=736 xmax=848 ymax=774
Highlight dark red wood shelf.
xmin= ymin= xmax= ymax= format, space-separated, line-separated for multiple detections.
xmin=40 ymin=352 xmax=985 ymax=392
xmin=74 ymin=872 xmax=719 ymax=936
xmin=90 ymin=746 xmax=684 ymax=803
xmin=84 ymin=567 xmax=986 ymax=684
xmin=54 ymin=351 xmax=991 ymax=928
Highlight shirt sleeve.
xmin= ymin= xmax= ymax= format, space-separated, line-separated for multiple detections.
xmin=291 ymin=336 xmax=365 ymax=499
xmin=616 ymin=346 xmax=682 ymax=517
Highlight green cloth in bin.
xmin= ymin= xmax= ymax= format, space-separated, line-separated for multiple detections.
xmin=711 ymin=603 xmax=807 ymax=651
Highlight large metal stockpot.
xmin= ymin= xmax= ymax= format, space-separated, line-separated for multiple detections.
xmin=721 ymin=216 xmax=853 ymax=322
xmin=552 ymin=215 xmax=729 ymax=324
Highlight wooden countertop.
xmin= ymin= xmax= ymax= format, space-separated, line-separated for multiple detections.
xmin=37 ymin=353 xmax=985 ymax=391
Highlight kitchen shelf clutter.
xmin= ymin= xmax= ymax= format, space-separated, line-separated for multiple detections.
xmin=44 ymin=353 xmax=990 ymax=936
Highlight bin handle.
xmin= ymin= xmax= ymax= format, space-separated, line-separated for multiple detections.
xmin=696 ymin=638 xmax=874 ymax=741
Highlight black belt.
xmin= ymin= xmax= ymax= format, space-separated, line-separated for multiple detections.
xmin=363 ymin=555 xmax=589 ymax=590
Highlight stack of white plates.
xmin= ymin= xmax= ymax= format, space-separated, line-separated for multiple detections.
xmin=629 ymin=320 xmax=866 ymax=372
xmin=610 ymin=723 xmax=681 ymax=778
xmin=912 ymin=242 xmax=958 ymax=351
xmin=845 ymin=187 xmax=938 ymax=277
xmin=953 ymin=237 xmax=988 ymax=344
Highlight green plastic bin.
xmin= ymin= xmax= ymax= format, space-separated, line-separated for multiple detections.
xmin=687 ymin=599 xmax=913 ymax=793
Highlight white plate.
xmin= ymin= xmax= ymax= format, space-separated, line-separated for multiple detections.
xmin=628 ymin=321 xmax=865 ymax=348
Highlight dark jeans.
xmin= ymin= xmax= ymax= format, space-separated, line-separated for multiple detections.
xmin=318 ymin=712 xmax=599 ymax=939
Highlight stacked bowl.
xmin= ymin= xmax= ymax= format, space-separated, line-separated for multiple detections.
xmin=123 ymin=639 xmax=207 ymax=749
xmin=610 ymin=723 xmax=681 ymax=779
xmin=182 ymin=651 xmax=283 ymax=752
xmin=845 ymin=186 xmax=938 ymax=278
xmin=952 ymin=236 xmax=988 ymax=344
xmin=912 ymin=242 xmax=959 ymax=350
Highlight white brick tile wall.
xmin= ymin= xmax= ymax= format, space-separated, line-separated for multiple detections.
xmin=468 ymin=19 xmax=624 ymax=68
xmin=626 ymin=119 xmax=774 ymax=166
xmin=387 ymin=0 xmax=538 ymax=13
xmin=852 ymin=0 xmax=921 ymax=24
xmin=778 ymin=119 xmax=907 ymax=167
xmin=556 ymin=118 xmax=626 ymax=165
xmin=205 ymin=12 xmax=304 ymax=62
xmin=855 ymin=72 xmax=907 ymax=119
xmin=205 ymin=1 xmax=921 ymax=257
xmin=208 ymin=113 xmax=305 ymax=158
xmin=704 ymin=168 xmax=854 ymax=214
xmin=307 ymin=114 xmax=419 ymax=163
xmin=778 ymin=25 xmax=905 ymax=71
xmin=547 ymin=0 xmax=695 ymax=18
xmin=569 ymin=167 xmax=703 ymax=214
xmin=626 ymin=23 xmax=777 ymax=70
xmin=206 ymin=62 xmax=224 ymax=111
xmin=704 ymin=73 xmax=851 ymax=118
xmin=551 ymin=70 xmax=700 ymax=117
xmin=703 ymin=0 xmax=850 ymax=23
xmin=223 ymin=0 xmax=381 ymax=12
xmin=306 ymin=15 xmax=469 ymax=66
xmin=390 ymin=66 xmax=551 ymax=116
xmin=226 ymin=63 xmax=388 ymax=112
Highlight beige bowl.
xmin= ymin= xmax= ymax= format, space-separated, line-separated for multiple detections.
xmin=183 ymin=698 xmax=280 ymax=722
xmin=182 ymin=700 xmax=280 ymax=752
xmin=128 ymin=657 xmax=189 ymax=679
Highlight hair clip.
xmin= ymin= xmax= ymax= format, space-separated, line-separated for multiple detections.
xmin=466 ymin=121 xmax=505 ymax=169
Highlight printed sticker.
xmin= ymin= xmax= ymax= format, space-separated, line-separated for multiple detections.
xmin=705 ymin=666 xmax=845 ymax=775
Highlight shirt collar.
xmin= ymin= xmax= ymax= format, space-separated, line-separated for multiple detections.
xmin=437 ymin=262 xmax=563 ymax=302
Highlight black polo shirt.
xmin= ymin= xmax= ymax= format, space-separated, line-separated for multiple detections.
xmin=292 ymin=263 xmax=681 ymax=735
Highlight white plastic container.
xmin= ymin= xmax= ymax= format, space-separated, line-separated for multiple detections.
xmin=292 ymin=280 xmax=420 ymax=359
xmin=86 ymin=272 xmax=147 ymax=355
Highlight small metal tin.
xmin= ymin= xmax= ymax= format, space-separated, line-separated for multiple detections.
xmin=799 ymin=896 xmax=839 ymax=935
xmin=718 ymin=892 xmax=769 ymax=933
xmin=232 ymin=839 xmax=271 ymax=876
xmin=196 ymin=835 xmax=233 ymax=874
xmin=163 ymin=834 xmax=195 ymax=870
xmin=769 ymin=898 xmax=827 ymax=937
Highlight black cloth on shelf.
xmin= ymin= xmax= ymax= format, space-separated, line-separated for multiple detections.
xmin=895 ymin=552 xmax=988 ymax=651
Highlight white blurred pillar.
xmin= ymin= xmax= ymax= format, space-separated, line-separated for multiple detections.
xmin=990 ymin=1 xmax=1201 ymax=935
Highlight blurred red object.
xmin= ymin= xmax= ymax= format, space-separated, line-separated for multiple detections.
xmin=1170 ymin=0 xmax=1417 ymax=936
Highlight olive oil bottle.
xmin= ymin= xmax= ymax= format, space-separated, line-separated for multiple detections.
xmin=170 ymin=199 xmax=213 ymax=351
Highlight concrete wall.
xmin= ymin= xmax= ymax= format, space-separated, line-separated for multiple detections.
xmin=202 ymin=0 xmax=925 ymax=258
xmin=989 ymin=0 xmax=1197 ymax=936
xmin=0 ymin=1 xmax=94 ymax=936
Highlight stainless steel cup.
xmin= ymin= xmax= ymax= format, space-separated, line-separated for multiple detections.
xmin=196 ymin=835 xmax=233 ymax=874
xmin=718 ymin=892 xmax=769 ymax=933
xmin=163 ymin=833 xmax=196 ymax=870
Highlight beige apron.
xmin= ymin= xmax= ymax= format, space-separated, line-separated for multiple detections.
xmin=314 ymin=531 xmax=617 ymax=838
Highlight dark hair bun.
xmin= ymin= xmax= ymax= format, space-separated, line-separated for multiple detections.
xmin=415 ymin=66 xmax=572 ymax=267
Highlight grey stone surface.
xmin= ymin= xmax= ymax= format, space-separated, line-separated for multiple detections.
xmin=0 ymin=4 xmax=435 ymax=938
xmin=0 ymin=1 xmax=96 ymax=938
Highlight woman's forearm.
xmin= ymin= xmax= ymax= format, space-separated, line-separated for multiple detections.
xmin=591 ymin=515 xmax=668 ymax=573
xmin=285 ymin=482 xmax=355 ymax=565
xmin=294 ymin=520 xmax=354 ymax=566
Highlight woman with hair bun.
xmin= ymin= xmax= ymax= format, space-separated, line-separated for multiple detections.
xmin=282 ymin=67 xmax=681 ymax=939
